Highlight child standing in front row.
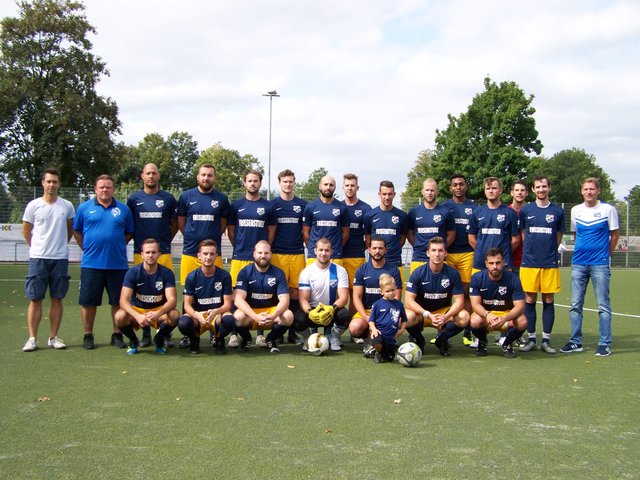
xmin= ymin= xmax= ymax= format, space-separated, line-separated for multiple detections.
xmin=368 ymin=274 xmax=407 ymax=363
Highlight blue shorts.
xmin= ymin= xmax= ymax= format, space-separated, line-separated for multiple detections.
xmin=25 ymin=258 xmax=70 ymax=300
xmin=79 ymin=268 xmax=127 ymax=307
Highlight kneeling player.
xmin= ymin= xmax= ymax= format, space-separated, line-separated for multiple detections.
xmin=368 ymin=274 xmax=408 ymax=363
xmin=233 ymin=240 xmax=293 ymax=353
xmin=177 ymin=239 xmax=234 ymax=355
xmin=469 ymin=248 xmax=527 ymax=358
xmin=115 ymin=238 xmax=180 ymax=354
xmin=404 ymin=237 xmax=469 ymax=356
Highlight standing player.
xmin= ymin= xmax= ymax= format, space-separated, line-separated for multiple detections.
xmin=177 ymin=240 xmax=234 ymax=355
xmin=561 ymin=177 xmax=619 ymax=357
xmin=341 ymin=173 xmax=371 ymax=321
xmin=227 ymin=169 xmax=276 ymax=348
xmin=518 ymin=176 xmax=564 ymax=354
xmin=404 ymin=237 xmax=469 ymax=356
xmin=443 ymin=174 xmax=477 ymax=346
xmin=233 ymin=240 xmax=293 ymax=353
xmin=114 ymin=239 xmax=180 ymax=355
xmin=348 ymin=237 xmax=403 ymax=357
xmin=407 ymin=178 xmax=455 ymax=273
xmin=302 ymin=175 xmax=350 ymax=265
xmin=73 ymin=174 xmax=135 ymax=349
xmin=176 ymin=163 xmax=230 ymax=285
xmin=127 ymin=163 xmax=178 ymax=347
xmin=368 ymin=274 xmax=408 ymax=364
xmin=21 ymin=168 xmax=75 ymax=352
xmin=293 ymin=237 xmax=350 ymax=351
xmin=509 ymin=180 xmax=528 ymax=274
xmin=363 ymin=180 xmax=409 ymax=273
xmin=469 ymin=248 xmax=527 ymax=358
xmin=270 ymin=169 xmax=307 ymax=345
xmin=468 ymin=177 xmax=520 ymax=272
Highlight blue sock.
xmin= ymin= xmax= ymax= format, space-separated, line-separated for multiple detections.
xmin=504 ymin=327 xmax=524 ymax=347
xmin=443 ymin=322 xmax=463 ymax=340
xmin=120 ymin=324 xmax=138 ymax=345
xmin=178 ymin=315 xmax=197 ymax=344
xmin=471 ymin=327 xmax=487 ymax=344
xmin=218 ymin=314 xmax=235 ymax=338
xmin=524 ymin=302 xmax=536 ymax=334
xmin=542 ymin=302 xmax=554 ymax=339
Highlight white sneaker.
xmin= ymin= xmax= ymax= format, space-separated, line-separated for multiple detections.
xmin=227 ymin=333 xmax=239 ymax=348
xmin=256 ymin=334 xmax=268 ymax=348
xmin=329 ymin=336 xmax=342 ymax=351
xmin=47 ymin=336 xmax=66 ymax=349
xmin=468 ymin=339 xmax=479 ymax=348
xmin=23 ymin=337 xmax=38 ymax=352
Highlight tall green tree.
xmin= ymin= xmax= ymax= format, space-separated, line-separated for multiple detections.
xmin=166 ymin=131 xmax=199 ymax=191
xmin=295 ymin=167 xmax=327 ymax=201
xmin=197 ymin=143 xmax=263 ymax=199
xmin=624 ymin=185 xmax=640 ymax=206
xmin=0 ymin=0 xmax=121 ymax=188
xmin=532 ymin=148 xmax=615 ymax=203
xmin=406 ymin=77 xmax=543 ymax=201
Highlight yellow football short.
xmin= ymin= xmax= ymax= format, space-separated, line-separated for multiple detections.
xmin=230 ymin=259 xmax=253 ymax=287
xmin=446 ymin=252 xmax=474 ymax=283
xmin=133 ymin=253 xmax=174 ymax=271
xmin=180 ymin=254 xmax=223 ymax=285
xmin=342 ymin=257 xmax=366 ymax=288
xmin=271 ymin=253 xmax=305 ymax=289
xmin=519 ymin=267 xmax=561 ymax=294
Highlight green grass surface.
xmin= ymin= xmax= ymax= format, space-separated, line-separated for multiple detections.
xmin=0 ymin=265 xmax=638 ymax=479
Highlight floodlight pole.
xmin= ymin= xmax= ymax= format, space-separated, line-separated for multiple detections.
xmin=262 ymin=90 xmax=280 ymax=200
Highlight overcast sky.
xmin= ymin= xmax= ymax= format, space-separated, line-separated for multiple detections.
xmin=2 ymin=0 xmax=638 ymax=204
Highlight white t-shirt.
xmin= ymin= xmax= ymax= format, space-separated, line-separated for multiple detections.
xmin=298 ymin=261 xmax=349 ymax=307
xmin=23 ymin=197 xmax=75 ymax=259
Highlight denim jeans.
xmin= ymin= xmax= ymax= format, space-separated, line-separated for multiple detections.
xmin=569 ymin=264 xmax=612 ymax=346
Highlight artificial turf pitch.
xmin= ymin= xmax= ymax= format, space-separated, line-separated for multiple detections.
xmin=0 ymin=265 xmax=638 ymax=479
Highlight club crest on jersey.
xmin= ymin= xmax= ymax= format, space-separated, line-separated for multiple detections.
xmin=257 ymin=208 xmax=265 ymax=215
xmin=211 ymin=200 xmax=219 ymax=208
xmin=355 ymin=209 xmax=362 ymax=217
xmin=330 ymin=279 xmax=338 ymax=288
xmin=391 ymin=216 xmax=399 ymax=224
xmin=441 ymin=278 xmax=450 ymax=289
xmin=391 ymin=308 xmax=401 ymax=324
xmin=267 ymin=277 xmax=276 ymax=287
xmin=498 ymin=286 xmax=507 ymax=296
xmin=215 ymin=282 xmax=222 ymax=291
xmin=155 ymin=281 xmax=163 ymax=291
xmin=155 ymin=199 xmax=164 ymax=208
xmin=433 ymin=214 xmax=442 ymax=223
xmin=497 ymin=214 xmax=505 ymax=222
xmin=332 ymin=208 xmax=340 ymax=217
xmin=465 ymin=208 xmax=473 ymax=215
xmin=293 ymin=205 xmax=302 ymax=213
xmin=545 ymin=214 xmax=555 ymax=223
xmin=594 ymin=211 xmax=602 ymax=218
xmin=112 ymin=207 xmax=121 ymax=217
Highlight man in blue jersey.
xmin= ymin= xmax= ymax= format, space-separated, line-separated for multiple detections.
xmin=469 ymin=248 xmax=527 ymax=358
xmin=269 ymin=169 xmax=307 ymax=345
xmin=293 ymin=237 xmax=351 ymax=351
xmin=407 ymin=178 xmax=455 ymax=273
xmin=233 ymin=240 xmax=293 ymax=354
xmin=341 ymin=173 xmax=371 ymax=323
xmin=518 ymin=176 xmax=565 ymax=354
xmin=468 ymin=177 xmax=520 ymax=272
xmin=73 ymin=174 xmax=135 ymax=349
xmin=302 ymin=175 xmax=349 ymax=265
xmin=443 ymin=174 xmax=477 ymax=346
xmin=176 ymin=163 xmax=230 ymax=285
xmin=114 ymin=239 xmax=180 ymax=355
xmin=348 ymin=237 xmax=403 ymax=357
xmin=127 ymin=163 xmax=178 ymax=347
xmin=363 ymin=180 xmax=408 ymax=274
xmin=561 ymin=177 xmax=619 ymax=357
xmin=509 ymin=180 xmax=528 ymax=275
xmin=228 ymin=169 xmax=276 ymax=348
xmin=177 ymin=239 xmax=234 ymax=355
xmin=404 ymin=237 xmax=469 ymax=356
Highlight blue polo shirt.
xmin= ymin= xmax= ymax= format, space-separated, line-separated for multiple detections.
xmin=73 ymin=198 xmax=134 ymax=269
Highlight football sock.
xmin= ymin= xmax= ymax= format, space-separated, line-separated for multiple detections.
xmin=156 ymin=323 xmax=174 ymax=346
xmin=178 ymin=315 xmax=197 ymax=344
xmin=542 ymin=301 xmax=555 ymax=335
xmin=120 ymin=324 xmax=138 ymax=345
xmin=406 ymin=325 xmax=425 ymax=348
xmin=443 ymin=322 xmax=463 ymax=340
xmin=504 ymin=327 xmax=523 ymax=347
xmin=219 ymin=314 xmax=235 ymax=338
xmin=524 ymin=301 xmax=536 ymax=334
xmin=542 ymin=332 xmax=551 ymax=342
xmin=236 ymin=326 xmax=252 ymax=344
xmin=268 ymin=323 xmax=286 ymax=340
xmin=471 ymin=328 xmax=487 ymax=344
xmin=528 ymin=332 xmax=537 ymax=343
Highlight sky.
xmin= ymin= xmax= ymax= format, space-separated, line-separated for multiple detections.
xmin=2 ymin=0 xmax=639 ymax=205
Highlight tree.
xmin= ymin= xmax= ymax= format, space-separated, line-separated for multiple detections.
xmin=532 ymin=148 xmax=615 ymax=203
xmin=166 ymin=131 xmax=199 ymax=191
xmin=0 ymin=0 xmax=121 ymax=188
xmin=401 ymin=149 xmax=435 ymax=210
xmin=197 ymin=143 xmax=263 ymax=199
xmin=408 ymin=77 xmax=543 ymax=200
xmin=625 ymin=185 xmax=640 ymax=206
xmin=295 ymin=167 xmax=327 ymax=201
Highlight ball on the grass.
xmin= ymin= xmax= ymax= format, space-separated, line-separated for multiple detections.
xmin=396 ymin=341 xmax=422 ymax=367
xmin=306 ymin=333 xmax=329 ymax=356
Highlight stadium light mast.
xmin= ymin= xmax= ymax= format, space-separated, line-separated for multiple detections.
xmin=262 ymin=90 xmax=280 ymax=200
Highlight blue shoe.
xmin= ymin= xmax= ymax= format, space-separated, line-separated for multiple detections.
xmin=594 ymin=345 xmax=612 ymax=357
xmin=155 ymin=346 xmax=167 ymax=355
xmin=560 ymin=342 xmax=583 ymax=353
xmin=127 ymin=345 xmax=138 ymax=355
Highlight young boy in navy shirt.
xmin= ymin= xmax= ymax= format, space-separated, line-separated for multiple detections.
xmin=368 ymin=274 xmax=408 ymax=363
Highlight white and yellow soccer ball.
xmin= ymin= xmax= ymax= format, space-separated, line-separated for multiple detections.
xmin=306 ymin=333 xmax=330 ymax=356
xmin=397 ymin=342 xmax=422 ymax=367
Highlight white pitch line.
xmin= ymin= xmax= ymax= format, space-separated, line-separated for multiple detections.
xmin=552 ymin=302 xmax=639 ymax=319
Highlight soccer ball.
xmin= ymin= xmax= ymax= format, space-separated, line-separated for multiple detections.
xmin=306 ymin=333 xmax=329 ymax=356
xmin=397 ymin=342 xmax=422 ymax=367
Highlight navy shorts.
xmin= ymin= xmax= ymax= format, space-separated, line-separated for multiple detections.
xmin=25 ymin=258 xmax=70 ymax=301
xmin=79 ymin=268 xmax=127 ymax=307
